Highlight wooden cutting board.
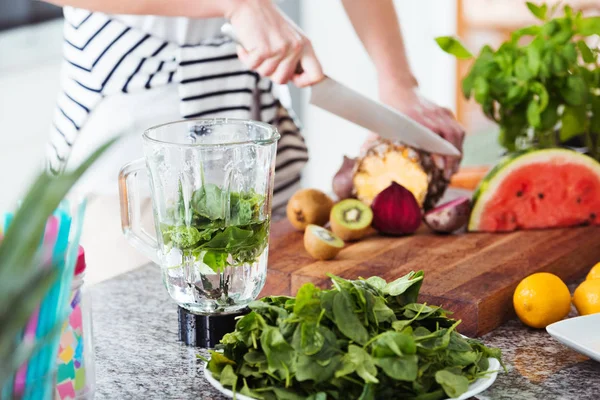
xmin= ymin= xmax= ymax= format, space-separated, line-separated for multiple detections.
xmin=260 ymin=220 xmax=600 ymax=337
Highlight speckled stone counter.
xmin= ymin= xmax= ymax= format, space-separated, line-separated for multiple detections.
xmin=91 ymin=265 xmax=600 ymax=400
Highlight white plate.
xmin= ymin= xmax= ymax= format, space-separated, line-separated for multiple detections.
xmin=546 ymin=314 xmax=600 ymax=362
xmin=204 ymin=357 xmax=500 ymax=400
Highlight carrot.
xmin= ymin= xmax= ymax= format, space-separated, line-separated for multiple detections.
xmin=450 ymin=166 xmax=491 ymax=190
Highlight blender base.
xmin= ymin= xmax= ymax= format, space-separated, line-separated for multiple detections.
xmin=177 ymin=307 xmax=249 ymax=348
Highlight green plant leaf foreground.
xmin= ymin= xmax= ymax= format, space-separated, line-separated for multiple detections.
xmin=0 ymin=138 xmax=117 ymax=386
xmin=206 ymin=272 xmax=503 ymax=400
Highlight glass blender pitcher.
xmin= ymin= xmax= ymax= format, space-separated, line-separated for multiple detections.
xmin=119 ymin=119 xmax=279 ymax=316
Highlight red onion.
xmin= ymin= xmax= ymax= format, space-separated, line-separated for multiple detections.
xmin=371 ymin=182 xmax=422 ymax=235
xmin=423 ymin=197 xmax=471 ymax=234
xmin=332 ymin=156 xmax=356 ymax=200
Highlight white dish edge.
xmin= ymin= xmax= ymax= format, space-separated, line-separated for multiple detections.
xmin=204 ymin=357 xmax=500 ymax=400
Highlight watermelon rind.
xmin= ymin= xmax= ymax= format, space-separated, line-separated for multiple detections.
xmin=468 ymin=149 xmax=600 ymax=231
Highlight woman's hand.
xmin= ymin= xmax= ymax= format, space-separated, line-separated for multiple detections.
xmin=227 ymin=0 xmax=324 ymax=87
xmin=362 ymin=81 xmax=465 ymax=179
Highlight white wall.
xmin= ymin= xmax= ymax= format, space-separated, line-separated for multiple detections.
xmin=0 ymin=5 xmax=458 ymax=211
xmin=0 ymin=20 xmax=63 ymax=212
xmin=299 ymin=0 xmax=457 ymax=193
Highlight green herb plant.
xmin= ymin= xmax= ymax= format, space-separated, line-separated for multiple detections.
xmin=160 ymin=183 xmax=269 ymax=272
xmin=204 ymin=271 xmax=503 ymax=400
xmin=436 ymin=2 xmax=600 ymax=159
xmin=0 ymin=140 xmax=115 ymax=387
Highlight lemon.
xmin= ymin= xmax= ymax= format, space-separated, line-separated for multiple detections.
xmin=513 ymin=272 xmax=571 ymax=328
xmin=573 ymin=279 xmax=600 ymax=316
xmin=586 ymin=262 xmax=600 ymax=281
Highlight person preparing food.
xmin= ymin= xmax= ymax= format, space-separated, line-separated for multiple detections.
xmin=42 ymin=0 xmax=465 ymax=281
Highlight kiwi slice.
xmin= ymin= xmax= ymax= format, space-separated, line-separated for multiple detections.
xmin=304 ymin=225 xmax=345 ymax=260
xmin=330 ymin=199 xmax=373 ymax=241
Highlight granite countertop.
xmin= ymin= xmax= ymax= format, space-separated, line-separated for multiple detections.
xmin=91 ymin=265 xmax=600 ymax=400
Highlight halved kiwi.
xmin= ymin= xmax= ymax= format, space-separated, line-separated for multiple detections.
xmin=330 ymin=199 xmax=373 ymax=241
xmin=304 ymin=224 xmax=345 ymax=260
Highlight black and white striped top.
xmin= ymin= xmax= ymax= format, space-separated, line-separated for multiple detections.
xmin=48 ymin=8 xmax=309 ymax=209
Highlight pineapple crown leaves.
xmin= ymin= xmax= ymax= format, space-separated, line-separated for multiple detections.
xmin=0 ymin=138 xmax=116 ymax=385
xmin=435 ymin=2 xmax=600 ymax=159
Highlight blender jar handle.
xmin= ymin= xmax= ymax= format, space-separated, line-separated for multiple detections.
xmin=118 ymin=159 xmax=160 ymax=264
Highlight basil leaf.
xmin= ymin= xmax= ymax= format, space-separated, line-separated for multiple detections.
xmin=560 ymin=75 xmax=588 ymax=106
xmin=473 ymin=77 xmax=490 ymax=104
xmin=435 ymin=36 xmax=473 ymax=59
xmin=560 ymin=105 xmax=588 ymax=142
xmin=530 ymin=82 xmax=549 ymax=112
xmin=591 ymin=96 xmax=600 ymax=135
xmin=577 ymin=40 xmax=596 ymax=64
xmin=577 ymin=16 xmax=600 ymax=36
xmin=526 ymin=37 xmax=543 ymax=76
xmin=527 ymin=101 xmax=542 ymax=128
xmin=526 ymin=2 xmax=547 ymax=21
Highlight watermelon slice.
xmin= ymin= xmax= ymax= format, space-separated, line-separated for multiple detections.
xmin=469 ymin=149 xmax=600 ymax=232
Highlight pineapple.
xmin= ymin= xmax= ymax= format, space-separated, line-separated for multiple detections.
xmin=352 ymin=140 xmax=449 ymax=210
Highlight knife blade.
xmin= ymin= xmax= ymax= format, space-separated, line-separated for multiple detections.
xmin=220 ymin=23 xmax=460 ymax=156
xmin=309 ymin=77 xmax=460 ymax=156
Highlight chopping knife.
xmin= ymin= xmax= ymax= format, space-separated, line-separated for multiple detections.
xmin=220 ymin=23 xmax=460 ymax=157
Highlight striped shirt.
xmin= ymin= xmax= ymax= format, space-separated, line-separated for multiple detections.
xmin=48 ymin=8 xmax=308 ymax=210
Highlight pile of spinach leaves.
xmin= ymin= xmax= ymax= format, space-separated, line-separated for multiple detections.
xmin=204 ymin=271 xmax=503 ymax=400
xmin=160 ymin=183 xmax=269 ymax=271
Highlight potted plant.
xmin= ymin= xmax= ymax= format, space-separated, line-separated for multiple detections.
xmin=437 ymin=2 xmax=600 ymax=160
xmin=0 ymin=140 xmax=114 ymax=397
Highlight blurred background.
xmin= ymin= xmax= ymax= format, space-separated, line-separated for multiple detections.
xmin=0 ymin=0 xmax=598 ymax=210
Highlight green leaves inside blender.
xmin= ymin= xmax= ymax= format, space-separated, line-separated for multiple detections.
xmin=161 ymin=183 xmax=269 ymax=271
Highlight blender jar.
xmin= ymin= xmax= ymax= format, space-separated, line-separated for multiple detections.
xmin=119 ymin=119 xmax=279 ymax=315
